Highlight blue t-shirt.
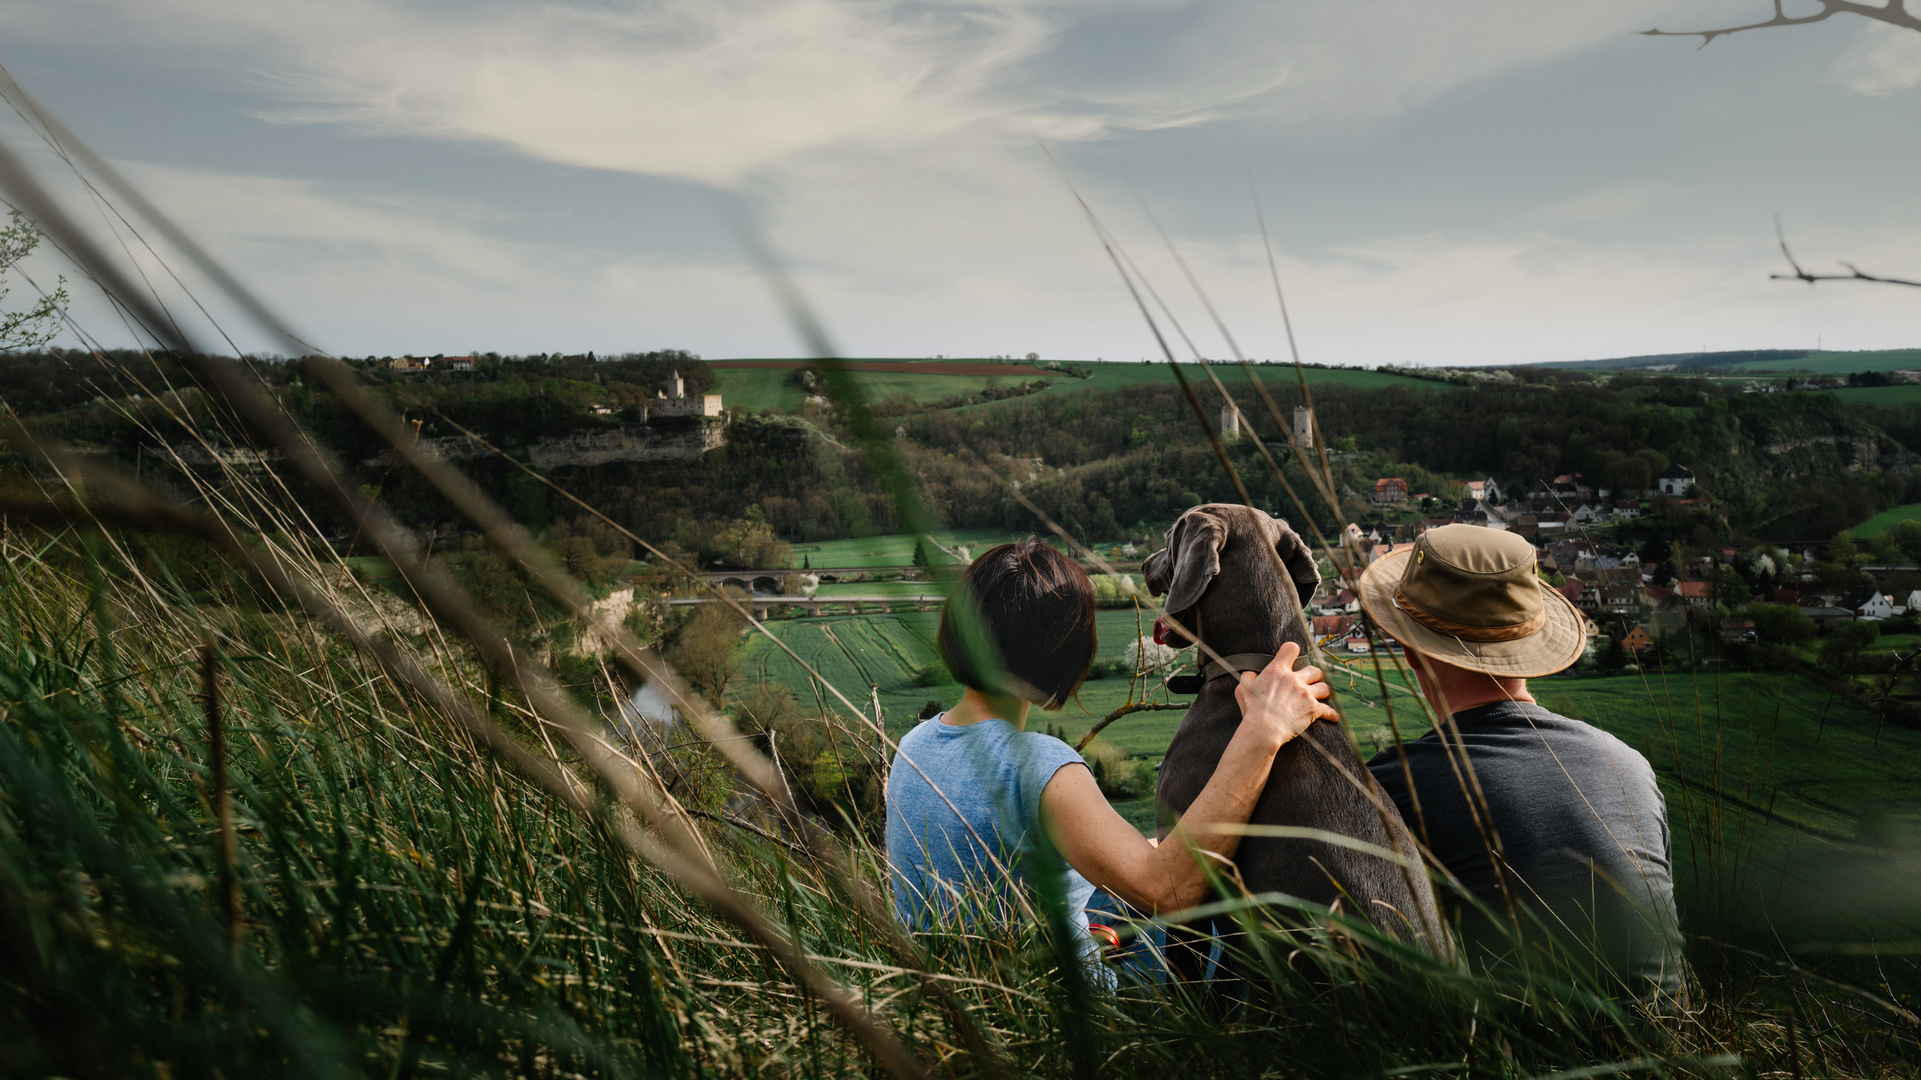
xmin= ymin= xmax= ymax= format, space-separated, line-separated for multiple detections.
xmin=885 ymin=715 xmax=1098 ymax=945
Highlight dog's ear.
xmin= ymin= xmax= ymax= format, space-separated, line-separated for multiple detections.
xmin=1148 ymin=509 xmax=1227 ymax=614
xmin=1260 ymin=513 xmax=1321 ymax=608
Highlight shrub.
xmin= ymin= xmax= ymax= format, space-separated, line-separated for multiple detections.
xmin=1081 ymin=738 xmax=1156 ymax=800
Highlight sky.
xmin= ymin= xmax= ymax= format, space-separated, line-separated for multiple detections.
xmin=1 ymin=0 xmax=1918 ymax=365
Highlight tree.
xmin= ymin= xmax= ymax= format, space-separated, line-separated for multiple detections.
xmin=1600 ymin=634 xmax=1627 ymax=672
xmin=1890 ymin=520 xmax=1921 ymax=562
xmin=912 ymin=537 xmax=931 ymax=568
xmin=1606 ymin=455 xmax=1651 ymax=496
xmin=1641 ymin=534 xmax=1672 ymax=566
xmin=1712 ymin=565 xmax=1751 ymax=606
xmin=665 ymin=605 xmax=747 ymax=700
xmin=0 ymin=212 xmax=67 ymax=352
xmin=1750 ymin=604 xmax=1816 ymax=647
xmin=1819 ymin=621 xmax=1879 ymax=673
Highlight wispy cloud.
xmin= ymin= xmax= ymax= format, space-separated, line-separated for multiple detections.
xmin=1832 ymin=18 xmax=1921 ymax=96
xmin=1533 ymin=182 xmax=1668 ymax=224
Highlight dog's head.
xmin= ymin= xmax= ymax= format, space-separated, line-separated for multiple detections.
xmin=1141 ymin=504 xmax=1320 ymax=654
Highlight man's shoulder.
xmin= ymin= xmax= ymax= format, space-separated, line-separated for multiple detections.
xmin=1476 ymin=701 xmax=1659 ymax=784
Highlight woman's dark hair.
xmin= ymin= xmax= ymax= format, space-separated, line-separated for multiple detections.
xmin=935 ymin=541 xmax=1096 ymax=711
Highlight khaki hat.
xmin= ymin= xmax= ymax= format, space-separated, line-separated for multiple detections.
xmin=1356 ymin=525 xmax=1585 ymax=678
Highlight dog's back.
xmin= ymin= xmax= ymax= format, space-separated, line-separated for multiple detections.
xmin=1144 ymin=505 xmax=1443 ymax=950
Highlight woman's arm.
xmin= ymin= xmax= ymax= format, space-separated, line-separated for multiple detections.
xmin=1040 ymin=642 xmax=1338 ymax=914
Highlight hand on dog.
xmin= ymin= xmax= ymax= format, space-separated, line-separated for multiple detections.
xmin=1234 ymin=641 xmax=1339 ymax=750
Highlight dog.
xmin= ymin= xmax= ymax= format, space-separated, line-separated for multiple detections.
xmin=1142 ymin=504 xmax=1444 ymax=973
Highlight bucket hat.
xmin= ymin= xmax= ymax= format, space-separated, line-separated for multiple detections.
xmin=1356 ymin=524 xmax=1585 ymax=678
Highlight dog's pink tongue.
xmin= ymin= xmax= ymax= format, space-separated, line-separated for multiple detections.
xmin=1152 ymin=617 xmax=1171 ymax=646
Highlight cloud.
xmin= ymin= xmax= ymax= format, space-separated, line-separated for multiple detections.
xmin=1532 ymin=182 xmax=1667 ymax=224
xmin=4 ymin=0 xmax=1760 ymax=182
xmin=33 ymin=161 xmax=775 ymax=356
xmin=11 ymin=0 xmax=1909 ymax=367
xmin=1832 ymin=19 xmax=1921 ymax=96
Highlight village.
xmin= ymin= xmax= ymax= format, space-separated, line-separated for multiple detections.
xmin=1305 ymin=462 xmax=1909 ymax=664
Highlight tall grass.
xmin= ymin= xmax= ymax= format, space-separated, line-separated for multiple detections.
xmin=0 ymin=66 xmax=1918 ymax=1079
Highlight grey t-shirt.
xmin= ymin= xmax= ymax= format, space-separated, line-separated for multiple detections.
xmin=885 ymin=716 xmax=1099 ymax=944
xmin=1366 ymin=701 xmax=1685 ymax=998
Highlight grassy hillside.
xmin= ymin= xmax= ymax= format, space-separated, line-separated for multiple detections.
xmin=1732 ymin=348 xmax=1921 ymax=374
xmin=1827 ymin=383 xmax=1921 ymax=407
xmin=1854 ymin=502 xmax=1921 ymax=538
xmin=1040 ymin=361 xmax=1451 ymax=401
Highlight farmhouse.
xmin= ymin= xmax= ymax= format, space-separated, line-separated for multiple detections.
xmin=1599 ymin=584 xmax=1638 ymax=615
xmin=1312 ymin=615 xmax=1356 ymax=640
xmin=1370 ymin=477 xmax=1410 ymax=504
xmin=1673 ymin=581 xmax=1712 ymax=608
xmin=446 ymin=355 xmax=476 ymax=371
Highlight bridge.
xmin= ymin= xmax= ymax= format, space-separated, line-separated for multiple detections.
xmin=687 ymin=561 xmax=1144 ymax=596
xmin=666 ymin=594 xmax=947 ymax=619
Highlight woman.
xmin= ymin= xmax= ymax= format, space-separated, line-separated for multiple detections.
xmin=885 ymin=541 xmax=1336 ymax=959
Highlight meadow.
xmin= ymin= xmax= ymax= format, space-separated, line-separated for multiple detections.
xmin=1728 ymin=348 xmax=1921 ymax=375
xmin=1855 ymin=503 xmax=1921 ymax=538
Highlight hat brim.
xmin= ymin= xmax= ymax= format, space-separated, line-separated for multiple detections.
xmin=1356 ymin=548 xmax=1586 ymax=679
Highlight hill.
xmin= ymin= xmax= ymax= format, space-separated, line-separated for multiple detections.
xmin=1528 ymin=346 xmax=1921 ymax=376
xmin=710 ymin=357 xmax=1449 ymax=414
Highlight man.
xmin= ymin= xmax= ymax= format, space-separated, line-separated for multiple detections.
xmin=1358 ymin=525 xmax=1685 ymax=1001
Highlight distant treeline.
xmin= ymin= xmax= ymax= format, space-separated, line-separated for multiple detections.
xmin=892 ymin=372 xmax=1919 ymax=543
xmin=4 ymin=350 xmax=1918 ymax=554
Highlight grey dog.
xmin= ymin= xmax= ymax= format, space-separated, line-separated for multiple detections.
xmin=1142 ymin=504 xmax=1444 ymax=974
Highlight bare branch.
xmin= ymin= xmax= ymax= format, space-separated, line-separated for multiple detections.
xmin=1642 ymin=0 xmax=1921 ymax=48
xmin=1772 ymin=217 xmax=1921 ymax=287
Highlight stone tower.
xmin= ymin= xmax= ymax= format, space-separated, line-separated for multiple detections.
xmin=1292 ymin=405 xmax=1315 ymax=449
xmin=1219 ymin=404 xmax=1241 ymax=441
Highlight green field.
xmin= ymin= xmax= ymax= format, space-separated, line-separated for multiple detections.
xmin=1825 ymin=382 xmax=1921 ymax=407
xmin=714 ymin=366 xmax=1048 ymax=413
xmin=1731 ymin=347 xmax=1921 ymax=374
xmin=736 ymin=608 xmax=1180 ymax=754
xmin=1854 ymin=502 xmax=1921 ymax=538
xmin=792 ymin=528 xmax=1039 ymax=569
xmin=713 ymin=358 xmax=1450 ymax=415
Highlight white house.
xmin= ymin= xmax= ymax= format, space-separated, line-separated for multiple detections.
xmin=1907 ymin=588 xmax=1921 ymax=613
xmin=1841 ymin=588 xmax=1895 ymax=620
xmin=1658 ymin=464 xmax=1695 ymax=497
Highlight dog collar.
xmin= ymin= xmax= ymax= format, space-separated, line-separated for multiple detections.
xmin=1165 ymin=652 xmax=1280 ymax=695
